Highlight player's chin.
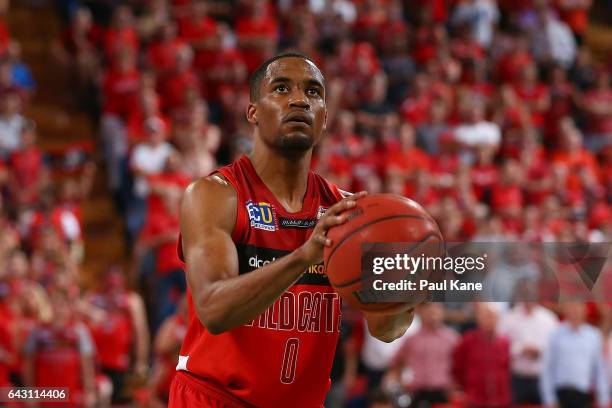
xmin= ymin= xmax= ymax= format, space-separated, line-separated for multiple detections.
xmin=277 ymin=132 xmax=314 ymax=155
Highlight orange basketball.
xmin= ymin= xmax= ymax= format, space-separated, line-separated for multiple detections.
xmin=323 ymin=194 xmax=444 ymax=314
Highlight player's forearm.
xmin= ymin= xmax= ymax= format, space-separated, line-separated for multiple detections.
xmin=364 ymin=310 xmax=414 ymax=343
xmin=194 ymin=249 xmax=312 ymax=334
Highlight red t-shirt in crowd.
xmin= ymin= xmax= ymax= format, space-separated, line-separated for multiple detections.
xmin=10 ymin=147 xmax=43 ymax=191
xmin=147 ymin=38 xmax=186 ymax=75
xmin=87 ymin=292 xmax=133 ymax=371
xmin=582 ymin=88 xmax=612 ymax=134
xmin=236 ymin=15 xmax=279 ymax=73
xmin=178 ymin=15 xmax=218 ymax=70
xmin=24 ymin=321 xmax=94 ymax=406
xmin=104 ymin=27 xmax=139 ymax=61
xmin=159 ymin=69 xmax=201 ymax=112
xmin=141 ymin=173 xmax=191 ymax=274
xmin=102 ymin=68 xmax=141 ymax=119
xmin=453 ymin=330 xmax=511 ymax=407
xmin=512 ymin=83 xmax=549 ymax=128
xmin=470 ymin=164 xmax=499 ymax=201
xmin=491 ymin=183 xmax=523 ymax=212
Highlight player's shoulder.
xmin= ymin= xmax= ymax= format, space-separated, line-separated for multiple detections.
xmin=184 ymin=173 xmax=236 ymax=201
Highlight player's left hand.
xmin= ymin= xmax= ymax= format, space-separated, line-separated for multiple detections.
xmin=363 ymin=308 xmax=415 ymax=343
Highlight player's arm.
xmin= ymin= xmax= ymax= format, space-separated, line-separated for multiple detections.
xmin=364 ymin=310 xmax=415 ymax=343
xmin=181 ymin=177 xmax=364 ymax=335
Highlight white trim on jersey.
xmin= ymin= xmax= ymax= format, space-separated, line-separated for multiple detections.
xmin=176 ymin=354 xmax=189 ymax=371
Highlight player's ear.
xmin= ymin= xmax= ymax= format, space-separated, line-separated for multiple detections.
xmin=322 ymin=109 xmax=328 ymax=131
xmin=246 ymin=103 xmax=258 ymax=125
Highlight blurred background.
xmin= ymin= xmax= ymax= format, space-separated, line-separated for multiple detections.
xmin=0 ymin=0 xmax=610 ymax=406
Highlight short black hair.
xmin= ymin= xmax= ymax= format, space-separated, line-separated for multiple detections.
xmin=249 ymin=52 xmax=324 ymax=102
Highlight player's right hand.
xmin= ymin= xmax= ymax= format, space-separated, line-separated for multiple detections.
xmin=297 ymin=191 xmax=367 ymax=265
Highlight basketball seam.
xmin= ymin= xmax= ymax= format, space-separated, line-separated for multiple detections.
xmin=324 ymin=214 xmax=439 ymax=286
xmin=331 ymin=231 xmax=441 ymax=288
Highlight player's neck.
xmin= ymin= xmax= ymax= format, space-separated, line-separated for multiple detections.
xmin=249 ymin=149 xmax=311 ymax=213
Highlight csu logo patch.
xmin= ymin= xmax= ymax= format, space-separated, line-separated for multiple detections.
xmin=246 ymin=201 xmax=277 ymax=231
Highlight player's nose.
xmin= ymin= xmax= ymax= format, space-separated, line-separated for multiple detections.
xmin=288 ymin=89 xmax=310 ymax=110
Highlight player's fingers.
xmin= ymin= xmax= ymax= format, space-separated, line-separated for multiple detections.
xmin=320 ymin=214 xmax=346 ymax=231
xmin=326 ymin=191 xmax=367 ymax=216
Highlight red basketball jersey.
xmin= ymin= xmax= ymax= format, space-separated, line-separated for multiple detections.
xmin=176 ymin=155 xmax=345 ymax=407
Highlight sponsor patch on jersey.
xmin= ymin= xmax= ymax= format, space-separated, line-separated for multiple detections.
xmin=246 ymin=201 xmax=277 ymax=231
xmin=279 ymin=217 xmax=317 ymax=229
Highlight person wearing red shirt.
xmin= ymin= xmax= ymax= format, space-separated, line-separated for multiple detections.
xmin=177 ymin=1 xmax=220 ymax=73
xmin=158 ymin=45 xmax=201 ymax=113
xmin=545 ymin=64 xmax=576 ymax=142
xmin=147 ymin=23 xmax=186 ymax=78
xmin=578 ymin=69 xmax=612 ymax=152
xmin=137 ymin=153 xmax=191 ymax=329
xmin=236 ymin=0 xmax=279 ymax=73
xmin=150 ymin=296 xmax=188 ymax=406
xmin=471 ymin=145 xmax=499 ymax=203
xmin=551 ymin=118 xmax=603 ymax=203
xmin=8 ymin=120 xmax=47 ymax=207
xmin=512 ymin=63 xmax=550 ymax=129
xmin=491 ymin=159 xmax=524 ymax=224
xmin=495 ymin=34 xmax=534 ymax=84
xmin=400 ymin=72 xmax=435 ymax=127
xmin=387 ymin=122 xmax=431 ymax=197
xmin=104 ymin=5 xmax=139 ymax=64
xmin=84 ymin=267 xmax=150 ymax=404
xmin=23 ymin=288 xmax=96 ymax=407
xmin=453 ymin=303 xmax=511 ymax=407
xmin=126 ymin=88 xmax=169 ymax=146
xmin=101 ymin=49 xmax=140 ymax=120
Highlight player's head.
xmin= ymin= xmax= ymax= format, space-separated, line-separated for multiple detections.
xmin=247 ymin=53 xmax=327 ymax=159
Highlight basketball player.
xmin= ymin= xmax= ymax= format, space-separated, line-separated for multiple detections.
xmin=170 ymin=53 xmax=416 ymax=407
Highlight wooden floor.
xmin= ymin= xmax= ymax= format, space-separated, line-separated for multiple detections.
xmin=8 ymin=2 xmax=127 ymax=286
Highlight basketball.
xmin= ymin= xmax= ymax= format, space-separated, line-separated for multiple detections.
xmin=323 ymin=194 xmax=444 ymax=314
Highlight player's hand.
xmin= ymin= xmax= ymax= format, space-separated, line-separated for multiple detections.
xmin=297 ymin=191 xmax=367 ymax=265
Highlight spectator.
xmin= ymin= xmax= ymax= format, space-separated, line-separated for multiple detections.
xmin=136 ymin=152 xmax=189 ymax=328
xmin=498 ymin=302 xmax=559 ymax=404
xmin=23 ymin=288 xmax=97 ymax=407
xmin=149 ymin=295 xmax=188 ymax=407
xmin=0 ymin=91 xmax=25 ymax=159
xmin=540 ymin=302 xmax=610 ymax=408
xmin=83 ymin=267 xmax=150 ymax=404
xmin=451 ymin=0 xmax=500 ymax=48
xmin=7 ymin=41 xmax=35 ymax=94
xmin=530 ymin=5 xmax=576 ymax=68
xmin=8 ymin=120 xmax=48 ymax=207
xmin=577 ymin=68 xmax=612 ymax=153
xmin=387 ymin=303 xmax=458 ymax=407
xmin=128 ymin=117 xmax=175 ymax=242
xmin=361 ymin=315 xmax=419 ymax=391
xmin=453 ymin=303 xmax=511 ymax=407
xmin=454 ymin=96 xmax=501 ymax=162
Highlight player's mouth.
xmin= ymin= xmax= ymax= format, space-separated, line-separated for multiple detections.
xmin=283 ymin=112 xmax=313 ymax=126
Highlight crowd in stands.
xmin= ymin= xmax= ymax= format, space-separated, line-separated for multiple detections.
xmin=0 ymin=0 xmax=610 ymax=406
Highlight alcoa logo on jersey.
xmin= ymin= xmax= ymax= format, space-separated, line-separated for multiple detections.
xmin=246 ymin=201 xmax=277 ymax=231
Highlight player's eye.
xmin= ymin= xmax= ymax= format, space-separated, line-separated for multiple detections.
xmin=306 ymin=88 xmax=321 ymax=96
xmin=275 ymin=84 xmax=288 ymax=93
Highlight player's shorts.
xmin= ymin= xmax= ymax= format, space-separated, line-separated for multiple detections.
xmin=169 ymin=371 xmax=249 ymax=408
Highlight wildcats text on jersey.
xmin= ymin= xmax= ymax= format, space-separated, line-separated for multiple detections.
xmin=244 ymin=290 xmax=341 ymax=333
xmin=246 ymin=201 xmax=277 ymax=231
